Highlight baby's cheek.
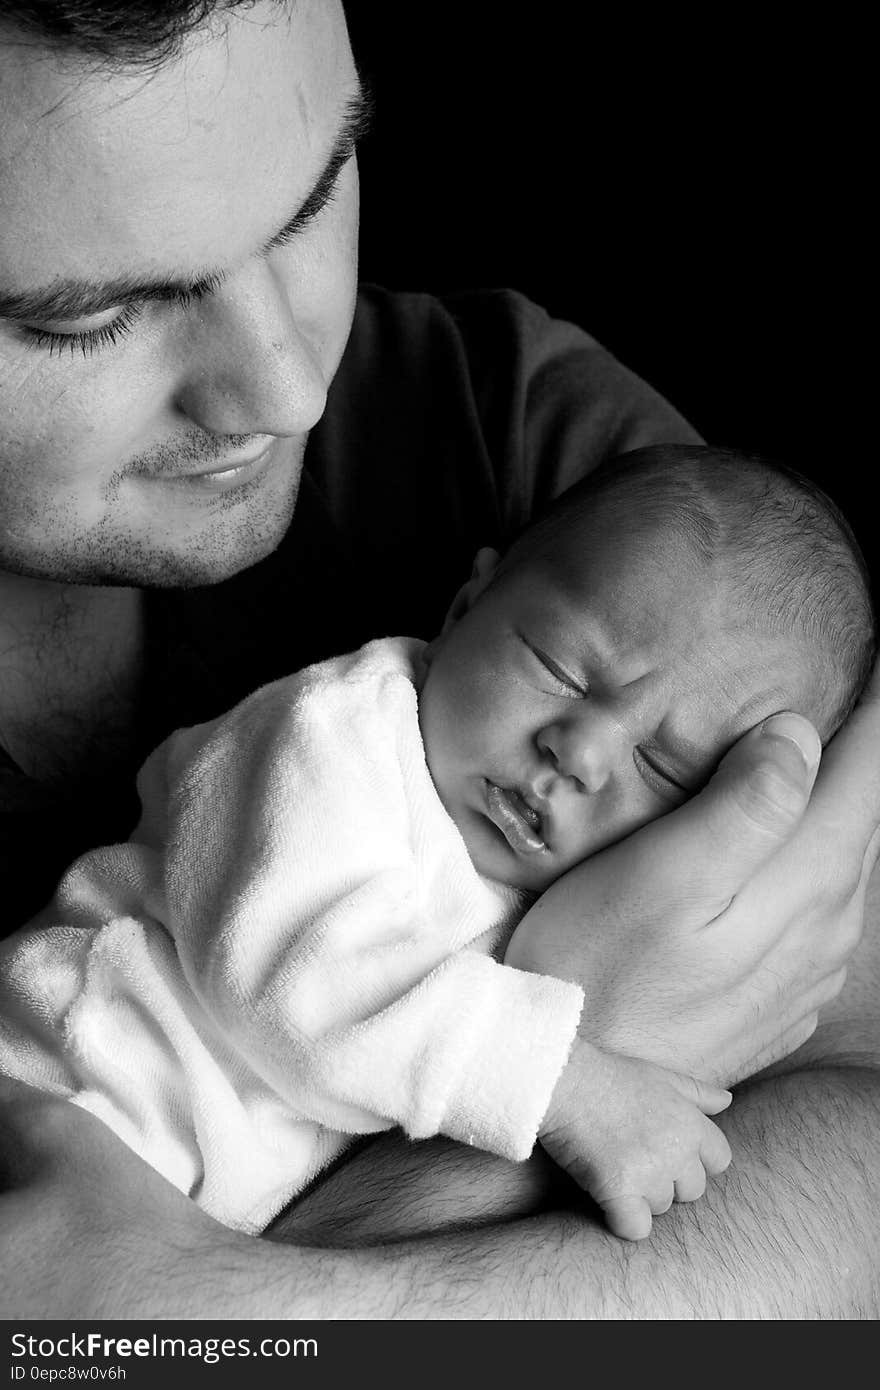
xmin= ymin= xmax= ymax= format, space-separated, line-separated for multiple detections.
xmin=559 ymin=782 xmax=660 ymax=868
xmin=455 ymin=676 xmax=511 ymax=754
xmin=602 ymin=785 xmax=676 ymax=852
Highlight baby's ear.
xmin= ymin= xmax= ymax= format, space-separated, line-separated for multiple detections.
xmin=425 ymin=547 xmax=500 ymax=658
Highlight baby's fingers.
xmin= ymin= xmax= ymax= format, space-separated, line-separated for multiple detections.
xmin=598 ymin=1194 xmax=654 ymax=1242
xmin=663 ymin=1070 xmax=732 ymax=1114
xmin=673 ymin=1158 xmax=707 ymax=1204
xmin=699 ymin=1117 xmax=733 ymax=1176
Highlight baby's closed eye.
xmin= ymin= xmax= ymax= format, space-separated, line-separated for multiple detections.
xmin=519 ymin=635 xmax=588 ymax=699
xmin=633 ymin=745 xmax=690 ymax=802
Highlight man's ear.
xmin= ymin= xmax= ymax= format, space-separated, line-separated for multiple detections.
xmin=424 ymin=547 xmax=500 ymax=660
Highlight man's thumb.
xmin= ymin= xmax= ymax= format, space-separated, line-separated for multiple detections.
xmin=695 ymin=712 xmax=821 ymax=873
xmin=642 ymin=711 xmax=822 ymax=916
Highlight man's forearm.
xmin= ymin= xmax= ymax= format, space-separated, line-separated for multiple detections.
xmin=1 ymin=1061 xmax=878 ymax=1312
xmin=3 ymin=1062 xmax=878 ymax=1318
xmin=605 ymin=1064 xmax=880 ymax=1318
xmin=149 ymin=1064 xmax=880 ymax=1318
xmin=273 ymin=1064 xmax=880 ymax=1318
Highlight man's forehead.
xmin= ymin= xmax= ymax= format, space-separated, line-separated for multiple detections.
xmin=0 ymin=0 xmax=354 ymax=290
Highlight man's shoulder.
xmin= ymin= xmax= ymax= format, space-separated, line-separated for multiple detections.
xmin=344 ymin=283 xmax=603 ymax=390
xmin=350 ymin=280 xmax=598 ymax=337
xmin=328 ymin=282 xmax=702 ymax=508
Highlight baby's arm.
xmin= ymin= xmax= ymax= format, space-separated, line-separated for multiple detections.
xmin=503 ymin=859 xmax=734 ymax=1240
xmin=539 ymin=1037 xmax=731 ymax=1239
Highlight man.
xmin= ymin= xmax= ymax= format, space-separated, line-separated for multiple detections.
xmin=1 ymin=0 xmax=878 ymax=1318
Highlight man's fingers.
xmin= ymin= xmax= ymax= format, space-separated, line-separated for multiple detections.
xmin=861 ymin=824 xmax=880 ymax=889
xmin=643 ymin=711 xmax=821 ymax=915
xmin=811 ymin=666 xmax=880 ymax=836
xmin=730 ymin=1012 xmax=822 ymax=1083
xmin=665 ymin=1071 xmax=732 ymax=1114
xmin=599 ymin=1194 xmax=653 ymax=1241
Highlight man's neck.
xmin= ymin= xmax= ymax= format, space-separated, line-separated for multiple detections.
xmin=0 ymin=571 xmax=145 ymax=786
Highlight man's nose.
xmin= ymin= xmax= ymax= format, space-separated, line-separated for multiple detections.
xmin=536 ymin=710 xmax=624 ymax=794
xmin=173 ymin=260 xmax=327 ymax=437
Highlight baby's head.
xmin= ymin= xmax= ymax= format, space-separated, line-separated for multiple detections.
xmin=419 ymin=443 xmax=876 ymax=891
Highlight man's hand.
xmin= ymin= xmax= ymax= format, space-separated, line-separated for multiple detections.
xmin=539 ymin=1037 xmax=732 ymax=1240
xmin=506 ymin=677 xmax=880 ymax=1085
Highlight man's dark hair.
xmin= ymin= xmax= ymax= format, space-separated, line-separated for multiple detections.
xmin=0 ymin=1 xmax=276 ymax=65
xmin=506 ymin=443 xmax=877 ymax=742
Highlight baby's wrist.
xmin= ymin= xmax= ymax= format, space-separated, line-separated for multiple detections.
xmin=540 ymin=1034 xmax=604 ymax=1136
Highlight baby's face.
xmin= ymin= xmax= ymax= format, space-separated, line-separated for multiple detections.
xmin=419 ymin=525 xmax=814 ymax=892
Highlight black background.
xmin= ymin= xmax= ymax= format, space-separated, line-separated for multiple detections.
xmin=347 ymin=7 xmax=874 ymax=579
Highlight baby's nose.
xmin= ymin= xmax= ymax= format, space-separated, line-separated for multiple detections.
xmin=536 ymin=715 xmax=620 ymax=794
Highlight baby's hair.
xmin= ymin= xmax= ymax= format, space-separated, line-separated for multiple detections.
xmin=505 ymin=444 xmax=876 ymax=742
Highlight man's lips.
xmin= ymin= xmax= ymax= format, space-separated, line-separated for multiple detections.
xmin=484 ymin=781 xmax=549 ymax=856
xmin=140 ymin=439 xmax=278 ymax=490
xmin=187 ymin=440 xmax=274 ymax=476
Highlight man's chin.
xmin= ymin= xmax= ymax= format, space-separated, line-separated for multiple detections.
xmin=134 ymin=532 xmax=285 ymax=588
xmin=133 ymin=441 xmax=305 ymax=587
xmin=126 ymin=498 xmax=298 ymax=589
xmin=2 ymin=475 xmax=300 ymax=590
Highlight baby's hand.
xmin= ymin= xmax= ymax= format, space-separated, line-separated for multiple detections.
xmin=540 ymin=1037 xmax=732 ymax=1241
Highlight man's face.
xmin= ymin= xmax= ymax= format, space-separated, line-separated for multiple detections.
xmin=0 ymin=0 xmax=361 ymax=586
xmin=419 ymin=521 xmax=815 ymax=891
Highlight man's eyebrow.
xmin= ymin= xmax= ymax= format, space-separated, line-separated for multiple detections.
xmin=264 ymin=85 xmax=373 ymax=250
xmin=0 ymin=85 xmax=373 ymax=325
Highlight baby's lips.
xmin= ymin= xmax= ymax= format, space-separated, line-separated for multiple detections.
xmin=485 ymin=783 xmax=548 ymax=854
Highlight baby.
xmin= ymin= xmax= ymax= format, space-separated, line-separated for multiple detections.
xmin=0 ymin=444 xmax=874 ymax=1242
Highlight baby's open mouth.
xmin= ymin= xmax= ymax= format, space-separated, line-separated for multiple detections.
xmin=484 ymin=782 xmax=548 ymax=855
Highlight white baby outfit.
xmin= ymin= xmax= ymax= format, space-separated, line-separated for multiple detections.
xmin=0 ymin=638 xmax=583 ymax=1233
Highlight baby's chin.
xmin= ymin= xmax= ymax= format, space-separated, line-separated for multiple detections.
xmin=461 ymin=818 xmax=565 ymax=894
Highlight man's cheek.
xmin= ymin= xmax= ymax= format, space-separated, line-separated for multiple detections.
xmin=0 ymin=346 xmax=46 ymax=393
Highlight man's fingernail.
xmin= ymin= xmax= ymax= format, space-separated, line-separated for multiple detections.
xmin=761 ymin=713 xmax=821 ymax=774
